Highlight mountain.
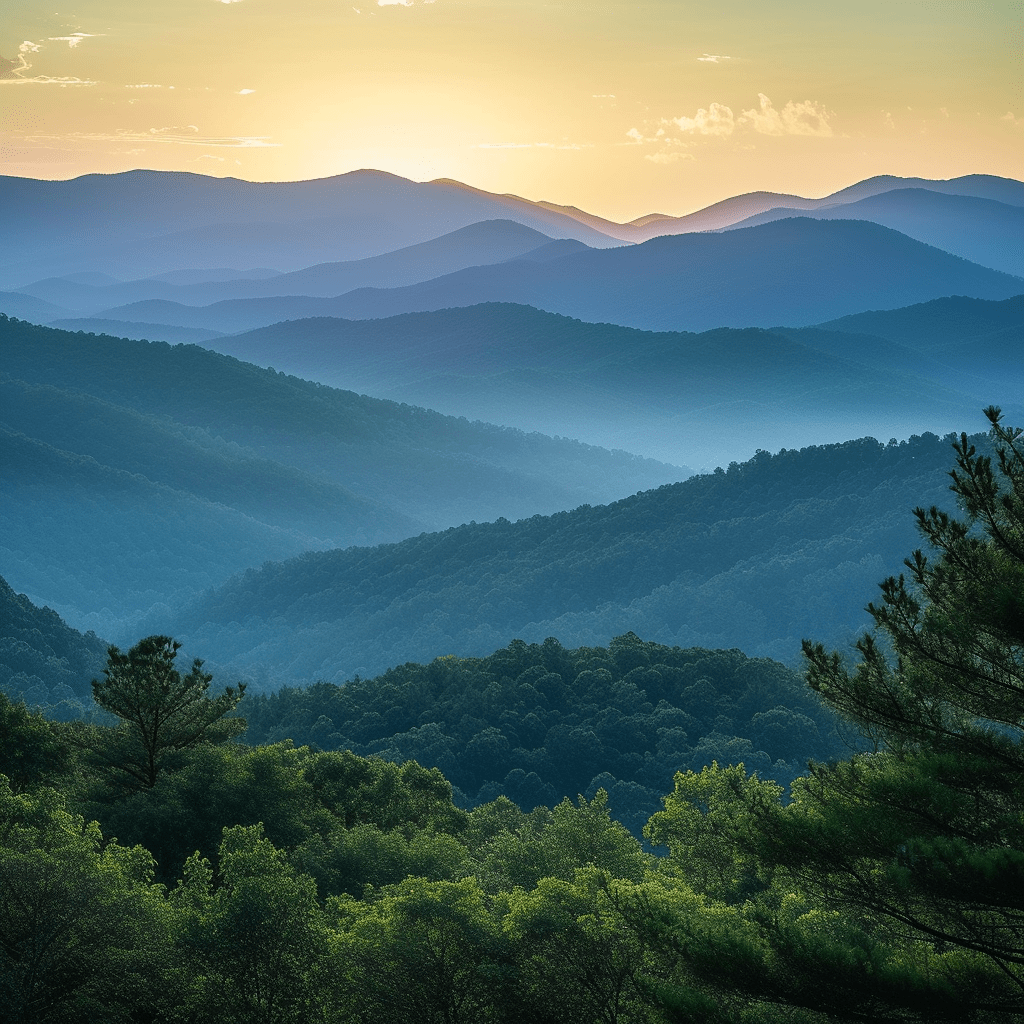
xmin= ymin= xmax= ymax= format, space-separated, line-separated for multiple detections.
xmin=85 ymin=219 xmax=1024 ymax=337
xmin=5 ymin=170 xmax=1019 ymax=290
xmin=14 ymin=221 xmax=592 ymax=314
xmin=0 ymin=170 xmax=620 ymax=286
xmin=0 ymin=291 xmax=74 ymax=323
xmin=725 ymin=189 xmax=1024 ymax=277
xmin=538 ymin=173 xmax=1024 ymax=241
xmin=0 ymin=316 xmax=685 ymax=637
xmin=202 ymin=300 xmax=1011 ymax=468
xmin=166 ymin=430 xmax=979 ymax=687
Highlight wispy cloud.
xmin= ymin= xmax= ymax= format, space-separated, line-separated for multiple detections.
xmin=697 ymin=54 xmax=731 ymax=63
xmin=27 ymin=126 xmax=279 ymax=147
xmin=741 ymin=93 xmax=833 ymax=136
xmin=377 ymin=0 xmax=437 ymax=5
xmin=237 ymin=88 xmax=256 ymax=95
xmin=627 ymin=93 xmax=834 ymax=158
xmin=670 ymin=102 xmax=736 ymax=136
xmin=1 ymin=37 xmax=99 ymax=85
xmin=48 ymin=33 xmax=104 ymax=48
xmin=1001 ymin=111 xmax=1022 ymax=127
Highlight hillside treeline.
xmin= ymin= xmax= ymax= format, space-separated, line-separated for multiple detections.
xmin=241 ymin=634 xmax=842 ymax=835
xmin=177 ymin=428 xmax=978 ymax=682
xmin=0 ymin=575 xmax=106 ymax=714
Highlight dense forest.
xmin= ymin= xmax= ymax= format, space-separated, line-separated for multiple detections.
xmin=0 ymin=575 xmax=107 ymax=714
xmin=240 ymin=635 xmax=844 ymax=836
xmin=2 ymin=408 xmax=1023 ymax=1022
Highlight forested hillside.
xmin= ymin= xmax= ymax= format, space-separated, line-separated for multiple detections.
xmin=171 ymin=429 xmax=977 ymax=685
xmin=0 ymin=315 xmax=682 ymax=636
xmin=240 ymin=633 xmax=844 ymax=836
xmin=4 ymin=407 xmax=1022 ymax=1022
xmin=0 ymin=576 xmax=107 ymax=715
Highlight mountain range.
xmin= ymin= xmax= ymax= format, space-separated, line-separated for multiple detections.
xmin=2 ymin=165 xmax=1022 ymax=698
xmin=165 ymin=429 xmax=974 ymax=687
xmin=2 ymin=170 xmax=1019 ymax=292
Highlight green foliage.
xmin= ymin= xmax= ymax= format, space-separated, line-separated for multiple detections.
xmin=332 ymin=875 xmax=505 ymax=1024
xmin=80 ymin=635 xmax=245 ymax=791
xmin=0 ymin=691 xmax=77 ymax=792
xmin=0 ymin=776 xmax=172 ymax=1024
xmin=0 ymin=573 xmax=106 ymax=711
xmin=639 ymin=410 xmax=1024 ymax=1021
xmin=472 ymin=791 xmax=651 ymax=893
xmin=242 ymin=636 xmax=837 ymax=838
xmin=174 ymin=825 xmax=334 ymax=1024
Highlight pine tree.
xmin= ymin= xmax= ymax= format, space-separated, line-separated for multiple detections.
xmin=85 ymin=635 xmax=245 ymax=790
xmin=645 ymin=408 xmax=1024 ymax=1021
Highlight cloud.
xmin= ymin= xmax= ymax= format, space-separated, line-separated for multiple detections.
xmin=697 ymin=54 xmax=730 ymax=63
xmin=237 ymin=88 xmax=255 ymax=95
xmin=626 ymin=93 xmax=835 ymax=161
xmin=48 ymin=33 xmax=104 ymax=48
xmin=670 ymin=102 xmax=735 ymax=136
xmin=740 ymin=93 xmax=832 ymax=136
xmin=378 ymin=0 xmax=436 ymax=5
xmin=1001 ymin=111 xmax=1021 ymax=127
xmin=1 ymin=36 xmax=100 ymax=85
xmin=28 ymin=127 xmax=279 ymax=147
xmin=1 ymin=73 xmax=96 ymax=86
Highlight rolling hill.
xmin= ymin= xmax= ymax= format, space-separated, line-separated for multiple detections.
xmin=165 ymin=428 xmax=981 ymax=687
xmin=0 ymin=316 xmax=684 ymax=637
xmin=0 ymin=169 xmax=619 ymax=287
xmin=726 ymin=188 xmax=1024 ymax=276
xmin=203 ymin=300 xmax=1015 ymax=468
xmin=15 ymin=220 xmax=591 ymax=314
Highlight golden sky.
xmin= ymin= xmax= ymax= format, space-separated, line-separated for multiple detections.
xmin=1 ymin=0 xmax=1020 ymax=221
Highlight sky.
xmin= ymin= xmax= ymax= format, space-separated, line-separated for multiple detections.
xmin=1 ymin=0 xmax=1020 ymax=222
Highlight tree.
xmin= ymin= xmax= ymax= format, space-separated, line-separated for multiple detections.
xmin=333 ymin=875 xmax=504 ymax=1024
xmin=86 ymin=635 xmax=245 ymax=790
xmin=173 ymin=824 xmax=333 ymax=1024
xmin=0 ymin=776 xmax=172 ymax=1023
xmin=643 ymin=408 xmax=1024 ymax=1021
xmin=0 ymin=691 xmax=75 ymax=792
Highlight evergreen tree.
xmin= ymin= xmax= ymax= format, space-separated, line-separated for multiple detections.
xmin=83 ymin=635 xmax=245 ymax=790
xmin=645 ymin=408 xmax=1024 ymax=1021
